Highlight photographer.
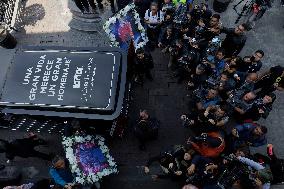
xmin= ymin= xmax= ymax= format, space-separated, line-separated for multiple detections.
xmin=237 ymin=156 xmax=272 ymax=189
xmin=188 ymin=131 xmax=225 ymax=158
xmin=174 ymin=40 xmax=201 ymax=83
xmin=202 ymin=48 xmax=226 ymax=77
xmin=214 ymin=72 xmax=237 ymax=99
xmin=254 ymin=65 xmax=284 ymax=96
xmin=220 ymin=23 xmax=249 ymax=57
xmin=241 ymin=93 xmax=276 ymax=121
xmin=238 ymin=50 xmax=264 ymax=73
xmin=144 ymin=2 xmax=164 ymax=48
xmin=194 ymin=88 xmax=220 ymax=111
xmin=198 ymin=104 xmax=230 ymax=132
xmin=144 ymin=145 xmax=195 ymax=180
xmin=224 ymin=56 xmax=243 ymax=74
xmin=227 ymin=91 xmax=257 ymax=115
xmin=187 ymin=63 xmax=208 ymax=90
xmin=168 ymin=39 xmax=185 ymax=69
xmin=234 ymin=72 xmax=258 ymax=93
xmin=158 ymin=25 xmax=174 ymax=53
xmin=229 ymin=122 xmax=267 ymax=150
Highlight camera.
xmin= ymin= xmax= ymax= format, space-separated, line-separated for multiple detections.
xmin=193 ymin=87 xmax=206 ymax=100
xmin=173 ymin=4 xmax=188 ymax=29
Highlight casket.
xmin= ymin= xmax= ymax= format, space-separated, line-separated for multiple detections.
xmin=0 ymin=47 xmax=127 ymax=120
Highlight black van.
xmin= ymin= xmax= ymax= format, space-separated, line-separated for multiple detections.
xmin=0 ymin=47 xmax=130 ymax=137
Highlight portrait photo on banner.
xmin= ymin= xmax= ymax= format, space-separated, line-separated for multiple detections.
xmin=103 ymin=4 xmax=148 ymax=51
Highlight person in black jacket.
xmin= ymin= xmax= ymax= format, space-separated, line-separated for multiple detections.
xmin=254 ymin=65 xmax=284 ymax=96
xmin=134 ymin=110 xmax=159 ymax=150
xmin=238 ymin=50 xmax=264 ymax=73
xmin=144 ymin=145 xmax=195 ymax=180
xmin=158 ymin=25 xmax=174 ymax=53
xmin=133 ymin=48 xmax=154 ymax=84
xmin=220 ymin=23 xmax=249 ymax=57
xmin=241 ymin=93 xmax=276 ymax=122
xmin=0 ymin=133 xmax=51 ymax=162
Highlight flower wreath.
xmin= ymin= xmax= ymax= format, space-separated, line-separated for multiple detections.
xmin=62 ymin=135 xmax=118 ymax=185
xmin=103 ymin=3 xmax=148 ymax=51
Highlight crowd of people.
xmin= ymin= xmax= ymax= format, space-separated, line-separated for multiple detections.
xmin=131 ymin=0 xmax=284 ymax=189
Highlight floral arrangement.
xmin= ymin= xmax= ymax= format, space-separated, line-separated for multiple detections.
xmin=103 ymin=3 xmax=148 ymax=51
xmin=62 ymin=134 xmax=118 ymax=184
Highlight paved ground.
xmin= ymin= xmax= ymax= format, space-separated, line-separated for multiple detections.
xmin=0 ymin=0 xmax=284 ymax=188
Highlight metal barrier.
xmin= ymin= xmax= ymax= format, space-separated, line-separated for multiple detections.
xmin=0 ymin=0 xmax=17 ymax=28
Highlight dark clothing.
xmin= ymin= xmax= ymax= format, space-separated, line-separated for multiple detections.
xmin=134 ymin=0 xmax=151 ymax=21
xmin=254 ymin=65 xmax=284 ymax=96
xmin=237 ymin=60 xmax=263 ymax=73
xmin=158 ymin=31 xmax=174 ymax=47
xmin=221 ymin=27 xmax=247 ymax=57
xmin=134 ymin=117 xmax=159 ymax=148
xmin=242 ymin=98 xmax=273 ymax=121
xmin=134 ymin=53 xmax=154 ymax=81
xmin=188 ymin=72 xmax=208 ymax=90
xmin=234 ymin=122 xmax=267 ymax=147
xmin=146 ymin=146 xmax=191 ymax=179
xmin=1 ymin=137 xmax=50 ymax=161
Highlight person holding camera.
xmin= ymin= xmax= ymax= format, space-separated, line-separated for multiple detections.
xmin=194 ymin=88 xmax=220 ymax=111
xmin=174 ymin=40 xmax=201 ymax=83
xmin=202 ymin=48 xmax=226 ymax=77
xmin=220 ymin=23 xmax=249 ymax=57
xmin=144 ymin=2 xmax=164 ymax=49
xmin=238 ymin=50 xmax=264 ymax=73
xmin=186 ymin=154 xmax=219 ymax=187
xmin=168 ymin=39 xmax=186 ymax=69
xmin=227 ymin=91 xmax=257 ymax=115
xmin=241 ymin=93 xmax=276 ymax=122
xmin=144 ymin=145 xmax=195 ymax=180
xmin=187 ymin=63 xmax=208 ymax=90
xmin=198 ymin=104 xmax=230 ymax=132
xmin=254 ymin=65 xmax=284 ymax=96
xmin=229 ymin=122 xmax=267 ymax=151
xmin=158 ymin=25 xmax=174 ymax=53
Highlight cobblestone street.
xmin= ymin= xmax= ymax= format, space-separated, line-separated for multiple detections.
xmin=0 ymin=0 xmax=284 ymax=188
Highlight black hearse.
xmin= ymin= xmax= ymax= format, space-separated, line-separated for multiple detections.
xmin=0 ymin=47 xmax=129 ymax=137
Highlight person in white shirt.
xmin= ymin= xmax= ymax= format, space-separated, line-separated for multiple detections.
xmin=144 ymin=2 xmax=164 ymax=47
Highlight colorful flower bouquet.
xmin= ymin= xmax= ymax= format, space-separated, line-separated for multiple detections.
xmin=62 ymin=135 xmax=118 ymax=185
xmin=103 ymin=3 xmax=148 ymax=51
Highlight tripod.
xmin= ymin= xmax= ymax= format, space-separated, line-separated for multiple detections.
xmin=233 ymin=0 xmax=255 ymax=24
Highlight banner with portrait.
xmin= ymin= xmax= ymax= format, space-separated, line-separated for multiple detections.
xmin=103 ymin=3 xmax=148 ymax=51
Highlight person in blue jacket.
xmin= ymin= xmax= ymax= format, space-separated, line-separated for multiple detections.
xmin=228 ymin=122 xmax=267 ymax=153
xmin=49 ymin=156 xmax=75 ymax=189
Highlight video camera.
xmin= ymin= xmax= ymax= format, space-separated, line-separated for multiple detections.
xmin=227 ymin=92 xmax=251 ymax=112
xmin=217 ymin=155 xmax=257 ymax=189
xmin=193 ymin=87 xmax=206 ymax=101
xmin=173 ymin=4 xmax=188 ymax=29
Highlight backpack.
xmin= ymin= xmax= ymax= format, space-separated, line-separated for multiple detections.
xmin=147 ymin=9 xmax=161 ymax=22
